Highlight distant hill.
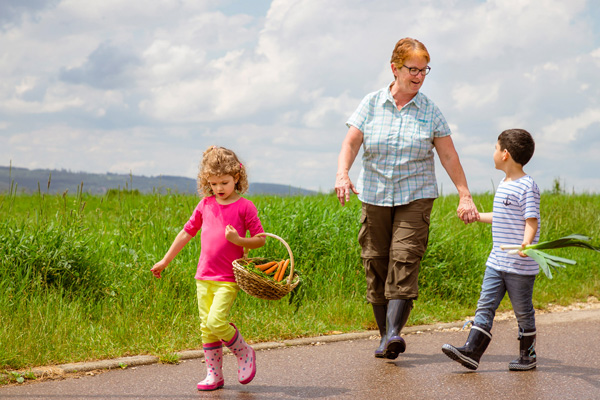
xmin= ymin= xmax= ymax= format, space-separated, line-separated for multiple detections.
xmin=0 ymin=166 xmax=318 ymax=196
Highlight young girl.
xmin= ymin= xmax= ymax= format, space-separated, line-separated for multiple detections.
xmin=151 ymin=146 xmax=265 ymax=391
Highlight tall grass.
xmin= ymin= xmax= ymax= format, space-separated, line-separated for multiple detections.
xmin=1 ymin=188 xmax=599 ymax=370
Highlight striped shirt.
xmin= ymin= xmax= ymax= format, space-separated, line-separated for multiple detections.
xmin=487 ymin=175 xmax=541 ymax=275
xmin=346 ymin=84 xmax=451 ymax=206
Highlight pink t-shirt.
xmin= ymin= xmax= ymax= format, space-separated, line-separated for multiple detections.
xmin=183 ymin=196 xmax=264 ymax=282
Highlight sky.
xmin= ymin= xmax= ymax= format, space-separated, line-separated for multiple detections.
xmin=1 ymin=0 xmax=600 ymax=195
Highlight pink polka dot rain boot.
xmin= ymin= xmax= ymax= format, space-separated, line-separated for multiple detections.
xmin=197 ymin=342 xmax=224 ymax=391
xmin=222 ymin=323 xmax=256 ymax=384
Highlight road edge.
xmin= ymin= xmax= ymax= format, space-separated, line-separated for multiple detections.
xmin=3 ymin=307 xmax=599 ymax=384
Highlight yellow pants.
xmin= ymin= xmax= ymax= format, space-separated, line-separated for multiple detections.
xmin=196 ymin=280 xmax=239 ymax=344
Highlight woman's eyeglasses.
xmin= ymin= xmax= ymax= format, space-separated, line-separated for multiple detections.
xmin=401 ymin=65 xmax=431 ymax=76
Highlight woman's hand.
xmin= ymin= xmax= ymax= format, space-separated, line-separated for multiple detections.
xmin=457 ymin=196 xmax=479 ymax=224
xmin=335 ymin=172 xmax=359 ymax=206
xmin=434 ymin=136 xmax=479 ymax=224
xmin=336 ymin=126 xmax=363 ymax=206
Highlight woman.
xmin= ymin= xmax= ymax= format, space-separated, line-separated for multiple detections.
xmin=335 ymin=38 xmax=478 ymax=360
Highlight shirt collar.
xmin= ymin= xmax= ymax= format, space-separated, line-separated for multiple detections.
xmin=383 ymin=81 xmax=423 ymax=109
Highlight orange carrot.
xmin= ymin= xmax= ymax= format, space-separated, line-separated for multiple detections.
xmin=274 ymin=261 xmax=284 ymax=281
xmin=264 ymin=261 xmax=281 ymax=275
xmin=276 ymin=259 xmax=290 ymax=282
xmin=255 ymin=261 xmax=277 ymax=271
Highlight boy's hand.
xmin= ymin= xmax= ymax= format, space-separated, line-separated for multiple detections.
xmin=518 ymin=242 xmax=530 ymax=258
xmin=151 ymin=260 xmax=168 ymax=278
xmin=225 ymin=224 xmax=241 ymax=245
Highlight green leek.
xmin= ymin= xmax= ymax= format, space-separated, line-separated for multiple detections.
xmin=500 ymin=234 xmax=600 ymax=279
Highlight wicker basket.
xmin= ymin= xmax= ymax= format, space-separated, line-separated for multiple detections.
xmin=232 ymin=232 xmax=300 ymax=300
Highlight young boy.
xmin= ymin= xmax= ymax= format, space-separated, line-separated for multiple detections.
xmin=442 ymin=129 xmax=540 ymax=371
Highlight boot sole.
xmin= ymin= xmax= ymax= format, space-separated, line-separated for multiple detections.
xmin=383 ymin=338 xmax=406 ymax=359
xmin=442 ymin=344 xmax=478 ymax=370
xmin=508 ymin=362 xmax=537 ymax=371
xmin=374 ymin=339 xmax=386 ymax=358
xmin=197 ymin=379 xmax=224 ymax=391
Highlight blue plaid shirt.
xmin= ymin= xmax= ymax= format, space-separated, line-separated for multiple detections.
xmin=347 ymin=84 xmax=451 ymax=206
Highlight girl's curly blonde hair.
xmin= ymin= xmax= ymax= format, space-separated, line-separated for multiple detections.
xmin=197 ymin=146 xmax=249 ymax=197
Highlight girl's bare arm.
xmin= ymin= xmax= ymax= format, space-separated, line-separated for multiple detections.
xmin=151 ymin=229 xmax=193 ymax=278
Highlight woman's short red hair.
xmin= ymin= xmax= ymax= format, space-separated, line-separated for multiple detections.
xmin=390 ymin=38 xmax=430 ymax=68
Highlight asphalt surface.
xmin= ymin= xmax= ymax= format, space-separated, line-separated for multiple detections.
xmin=2 ymin=308 xmax=599 ymax=400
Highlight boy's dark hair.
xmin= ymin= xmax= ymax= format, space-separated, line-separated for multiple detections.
xmin=498 ymin=129 xmax=535 ymax=166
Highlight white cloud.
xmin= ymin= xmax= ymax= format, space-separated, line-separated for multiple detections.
xmin=2 ymin=87 xmax=84 ymax=114
xmin=452 ymin=83 xmax=500 ymax=111
xmin=1 ymin=0 xmax=600 ymax=193
xmin=540 ymin=108 xmax=600 ymax=144
xmin=301 ymin=91 xmax=359 ymax=129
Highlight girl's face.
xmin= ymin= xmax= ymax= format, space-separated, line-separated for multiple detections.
xmin=208 ymin=174 xmax=239 ymax=202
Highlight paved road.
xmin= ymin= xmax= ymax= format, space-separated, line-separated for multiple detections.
xmin=2 ymin=308 xmax=599 ymax=400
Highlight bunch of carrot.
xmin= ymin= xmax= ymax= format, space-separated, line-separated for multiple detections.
xmin=254 ymin=259 xmax=290 ymax=282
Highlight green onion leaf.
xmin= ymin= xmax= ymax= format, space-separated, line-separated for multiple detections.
xmin=501 ymin=234 xmax=599 ymax=279
xmin=523 ymin=249 xmax=553 ymax=279
xmin=528 ymin=234 xmax=600 ymax=252
xmin=532 ymin=250 xmax=576 ymax=266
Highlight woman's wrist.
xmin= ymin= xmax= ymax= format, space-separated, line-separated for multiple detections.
xmin=458 ymin=190 xmax=473 ymax=200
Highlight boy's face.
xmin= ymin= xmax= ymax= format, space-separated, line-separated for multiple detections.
xmin=493 ymin=141 xmax=508 ymax=170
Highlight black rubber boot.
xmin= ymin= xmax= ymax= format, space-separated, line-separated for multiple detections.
xmin=442 ymin=325 xmax=492 ymax=370
xmin=508 ymin=328 xmax=537 ymax=371
xmin=372 ymin=303 xmax=388 ymax=358
xmin=383 ymin=299 xmax=413 ymax=359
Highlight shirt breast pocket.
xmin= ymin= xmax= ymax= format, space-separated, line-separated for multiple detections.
xmin=409 ymin=118 xmax=433 ymax=141
xmin=403 ymin=118 xmax=433 ymax=160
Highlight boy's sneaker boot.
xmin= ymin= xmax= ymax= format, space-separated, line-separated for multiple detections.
xmin=222 ymin=323 xmax=256 ymax=384
xmin=508 ymin=328 xmax=537 ymax=371
xmin=372 ymin=303 xmax=388 ymax=358
xmin=442 ymin=325 xmax=492 ymax=370
xmin=383 ymin=299 xmax=413 ymax=359
xmin=197 ymin=342 xmax=224 ymax=391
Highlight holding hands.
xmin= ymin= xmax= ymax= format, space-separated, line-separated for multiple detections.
xmin=457 ymin=196 xmax=479 ymax=224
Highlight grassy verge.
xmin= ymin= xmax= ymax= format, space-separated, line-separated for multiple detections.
xmin=1 ymin=189 xmax=599 ymax=373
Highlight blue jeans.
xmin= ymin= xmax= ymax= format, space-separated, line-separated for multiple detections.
xmin=473 ymin=266 xmax=536 ymax=332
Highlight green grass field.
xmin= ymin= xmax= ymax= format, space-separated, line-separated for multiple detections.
xmin=1 ymin=188 xmax=599 ymax=374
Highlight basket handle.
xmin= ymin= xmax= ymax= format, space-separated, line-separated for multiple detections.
xmin=244 ymin=232 xmax=295 ymax=285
